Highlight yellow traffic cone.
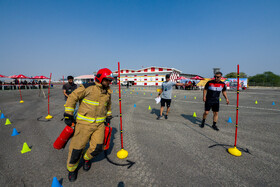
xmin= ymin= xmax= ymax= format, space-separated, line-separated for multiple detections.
xmin=21 ymin=142 xmax=31 ymax=154
xmin=255 ymin=100 xmax=258 ymax=104
xmin=148 ymin=106 xmax=151 ymax=110
xmin=193 ymin=112 xmax=197 ymax=117
xmin=194 ymin=97 xmax=196 ymax=100
xmin=5 ymin=118 xmax=12 ymax=125
xmin=174 ymin=95 xmax=176 ymax=98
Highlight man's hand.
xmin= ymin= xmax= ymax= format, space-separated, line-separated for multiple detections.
xmin=203 ymin=97 xmax=206 ymax=102
xmin=226 ymin=98 xmax=230 ymax=105
xmin=106 ymin=116 xmax=113 ymax=125
xmin=64 ymin=113 xmax=75 ymax=126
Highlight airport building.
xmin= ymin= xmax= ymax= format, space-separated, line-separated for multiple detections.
xmin=112 ymin=67 xmax=181 ymax=86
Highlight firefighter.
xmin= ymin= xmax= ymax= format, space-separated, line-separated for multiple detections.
xmin=63 ymin=68 xmax=113 ymax=182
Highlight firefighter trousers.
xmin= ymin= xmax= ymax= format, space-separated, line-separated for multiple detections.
xmin=67 ymin=122 xmax=105 ymax=172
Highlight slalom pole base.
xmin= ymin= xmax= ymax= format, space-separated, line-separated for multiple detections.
xmin=20 ymin=100 xmax=24 ymax=103
xmin=45 ymin=114 xmax=53 ymax=119
xmin=228 ymin=146 xmax=242 ymax=157
xmin=117 ymin=149 xmax=128 ymax=159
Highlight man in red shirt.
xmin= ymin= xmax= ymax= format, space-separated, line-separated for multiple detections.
xmin=200 ymin=72 xmax=229 ymax=131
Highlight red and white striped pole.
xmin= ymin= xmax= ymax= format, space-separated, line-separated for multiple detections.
xmin=45 ymin=73 xmax=53 ymax=119
xmin=228 ymin=65 xmax=242 ymax=156
xmin=117 ymin=62 xmax=128 ymax=159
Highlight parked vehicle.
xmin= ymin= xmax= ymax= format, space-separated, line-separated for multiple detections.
xmin=121 ymin=81 xmax=132 ymax=86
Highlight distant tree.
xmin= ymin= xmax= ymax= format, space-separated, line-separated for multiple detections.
xmin=225 ymin=72 xmax=247 ymax=78
xmin=249 ymin=71 xmax=280 ymax=87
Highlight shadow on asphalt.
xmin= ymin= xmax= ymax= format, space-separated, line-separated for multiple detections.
xmin=150 ymin=108 xmax=160 ymax=116
xmin=36 ymin=116 xmax=51 ymax=122
xmin=180 ymin=114 xmax=251 ymax=155
xmin=118 ymin=181 xmax=125 ymax=187
xmin=209 ymin=144 xmax=251 ymax=155
xmin=59 ymin=178 xmax=63 ymax=185
xmin=181 ymin=114 xmax=202 ymax=126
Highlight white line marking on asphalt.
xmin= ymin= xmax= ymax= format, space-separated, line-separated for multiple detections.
xmin=116 ymin=94 xmax=280 ymax=112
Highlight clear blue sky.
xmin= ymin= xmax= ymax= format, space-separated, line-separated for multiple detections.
xmin=1 ymin=0 xmax=279 ymax=80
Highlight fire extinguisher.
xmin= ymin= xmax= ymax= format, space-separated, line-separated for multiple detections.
xmin=103 ymin=123 xmax=112 ymax=151
xmin=53 ymin=123 xmax=74 ymax=150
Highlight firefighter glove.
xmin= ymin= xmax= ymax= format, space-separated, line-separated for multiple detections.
xmin=64 ymin=113 xmax=74 ymax=126
xmin=106 ymin=116 xmax=113 ymax=125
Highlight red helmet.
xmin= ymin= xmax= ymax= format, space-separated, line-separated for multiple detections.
xmin=95 ymin=68 xmax=114 ymax=83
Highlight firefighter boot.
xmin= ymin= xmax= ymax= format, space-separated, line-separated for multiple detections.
xmin=83 ymin=159 xmax=91 ymax=171
xmin=68 ymin=170 xmax=78 ymax=182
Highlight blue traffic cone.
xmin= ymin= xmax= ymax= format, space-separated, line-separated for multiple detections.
xmin=272 ymin=102 xmax=275 ymax=105
xmin=227 ymin=117 xmax=232 ymax=123
xmin=11 ymin=128 xmax=20 ymax=136
xmin=0 ymin=113 xmax=5 ymax=119
xmin=134 ymin=104 xmax=136 ymax=107
xmin=51 ymin=177 xmax=62 ymax=187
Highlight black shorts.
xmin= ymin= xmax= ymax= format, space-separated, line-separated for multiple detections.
xmin=205 ymin=102 xmax=219 ymax=112
xmin=161 ymin=98 xmax=172 ymax=107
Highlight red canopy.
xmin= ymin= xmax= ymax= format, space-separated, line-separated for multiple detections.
xmin=9 ymin=74 xmax=31 ymax=79
xmin=32 ymin=75 xmax=49 ymax=79
xmin=0 ymin=74 xmax=7 ymax=78
xmin=190 ymin=76 xmax=204 ymax=80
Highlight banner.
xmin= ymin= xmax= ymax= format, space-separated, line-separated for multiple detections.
xmin=225 ymin=78 xmax=248 ymax=89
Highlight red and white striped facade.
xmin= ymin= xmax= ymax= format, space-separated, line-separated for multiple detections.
xmin=113 ymin=67 xmax=181 ymax=86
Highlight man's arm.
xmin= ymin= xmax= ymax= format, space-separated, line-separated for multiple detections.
xmin=106 ymin=95 xmax=112 ymax=117
xmin=203 ymin=89 xmax=207 ymax=102
xmin=222 ymin=90 xmax=229 ymax=104
xmin=158 ymin=88 xmax=163 ymax=97
xmin=63 ymin=89 xmax=68 ymax=98
xmin=64 ymin=85 xmax=86 ymax=116
xmin=175 ymin=83 xmax=185 ymax=86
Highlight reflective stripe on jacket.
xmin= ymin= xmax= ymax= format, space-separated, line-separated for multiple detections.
xmin=76 ymin=113 xmax=106 ymax=123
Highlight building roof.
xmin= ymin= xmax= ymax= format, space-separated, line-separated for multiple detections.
xmin=75 ymin=75 xmax=95 ymax=79
xmin=113 ymin=66 xmax=182 ymax=75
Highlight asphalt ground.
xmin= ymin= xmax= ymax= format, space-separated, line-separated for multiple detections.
xmin=0 ymin=86 xmax=279 ymax=186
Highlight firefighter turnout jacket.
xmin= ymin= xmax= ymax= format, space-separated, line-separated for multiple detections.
xmin=65 ymin=82 xmax=112 ymax=123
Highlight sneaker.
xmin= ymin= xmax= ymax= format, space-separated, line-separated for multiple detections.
xmin=157 ymin=115 xmax=163 ymax=120
xmin=200 ymin=123 xmax=204 ymax=128
xmin=165 ymin=115 xmax=168 ymax=119
xmin=212 ymin=124 xmax=219 ymax=131
xmin=83 ymin=160 xmax=91 ymax=171
xmin=68 ymin=171 xmax=77 ymax=182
